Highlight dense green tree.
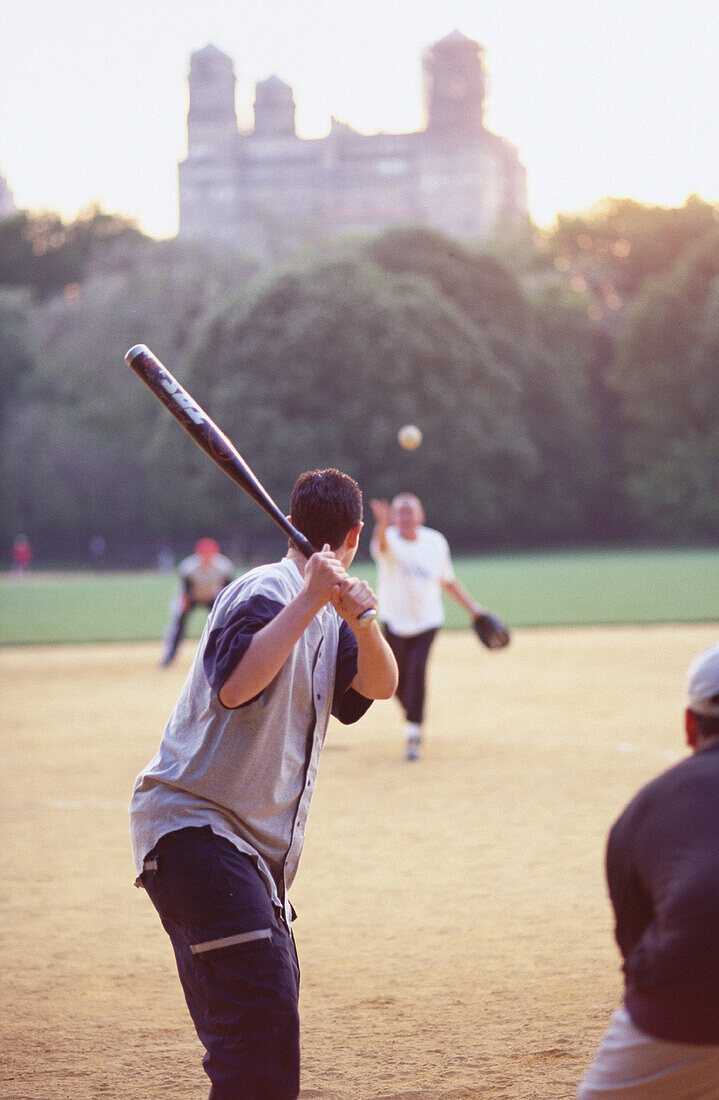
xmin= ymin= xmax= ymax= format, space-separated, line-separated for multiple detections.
xmin=364 ymin=226 xmax=607 ymax=541
xmin=493 ymin=280 xmax=607 ymax=540
xmin=479 ymin=216 xmax=549 ymax=279
xmin=0 ymin=289 xmax=36 ymax=408
xmin=548 ymin=195 xmax=719 ymax=302
xmin=363 ymin=224 xmax=529 ymax=333
xmin=624 ymin=430 xmax=719 ymax=534
xmin=609 ymin=228 xmax=719 ymax=536
xmin=5 ymin=198 xmax=719 ymax=560
xmin=0 ymin=290 xmax=38 ymax=540
xmin=2 ymin=237 xmax=257 ymax=557
xmin=0 ymin=206 xmax=149 ymax=301
xmin=159 ymin=255 xmax=538 ymax=550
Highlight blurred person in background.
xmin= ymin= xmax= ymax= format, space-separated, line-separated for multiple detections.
xmin=11 ymin=534 xmax=33 ymax=578
xmin=370 ymin=494 xmax=506 ymax=760
xmin=160 ymin=538 xmax=235 ymax=666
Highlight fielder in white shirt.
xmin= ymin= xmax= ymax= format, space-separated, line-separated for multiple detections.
xmin=370 ymin=493 xmax=489 ymax=760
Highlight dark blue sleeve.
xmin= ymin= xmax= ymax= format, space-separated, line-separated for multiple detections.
xmin=332 ymin=620 xmax=373 ymax=725
xmin=203 ymin=594 xmax=284 ymax=699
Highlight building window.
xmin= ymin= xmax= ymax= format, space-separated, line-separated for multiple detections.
xmin=375 ymin=158 xmax=409 ymax=177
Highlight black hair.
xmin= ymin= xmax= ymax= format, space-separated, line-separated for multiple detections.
xmin=290 ymin=468 xmax=363 ymax=551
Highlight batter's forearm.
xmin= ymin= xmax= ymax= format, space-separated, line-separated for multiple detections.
xmin=351 ymin=624 xmax=398 ymax=699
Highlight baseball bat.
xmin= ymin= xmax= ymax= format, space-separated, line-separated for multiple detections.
xmin=124 ymin=344 xmax=376 ymax=620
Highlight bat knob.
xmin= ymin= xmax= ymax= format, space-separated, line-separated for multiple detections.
xmin=358 ymin=608 xmax=378 ymax=623
xmin=124 ymin=343 xmax=151 ymax=366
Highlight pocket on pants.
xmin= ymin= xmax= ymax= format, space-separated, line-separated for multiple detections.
xmin=190 ymin=927 xmax=273 ymax=959
xmin=141 ymin=827 xmax=272 ymax=930
xmin=186 ymin=917 xmax=299 ymax=1037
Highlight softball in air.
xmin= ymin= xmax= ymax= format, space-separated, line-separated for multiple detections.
xmin=398 ymin=424 xmax=423 ymax=450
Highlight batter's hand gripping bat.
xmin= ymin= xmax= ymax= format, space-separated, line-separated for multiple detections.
xmin=124 ymin=344 xmax=376 ymax=621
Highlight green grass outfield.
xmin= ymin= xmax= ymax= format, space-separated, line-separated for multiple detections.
xmin=1 ymin=548 xmax=719 ymax=645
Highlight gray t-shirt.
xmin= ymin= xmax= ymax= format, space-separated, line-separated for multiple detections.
xmin=130 ymin=557 xmax=371 ymax=925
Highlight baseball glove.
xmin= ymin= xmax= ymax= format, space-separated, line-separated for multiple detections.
xmin=472 ymin=611 xmax=511 ymax=650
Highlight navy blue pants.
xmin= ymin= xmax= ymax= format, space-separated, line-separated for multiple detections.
xmin=383 ymin=626 xmax=438 ymax=724
xmin=162 ymin=598 xmax=214 ymax=665
xmin=140 ymin=826 xmax=300 ymax=1100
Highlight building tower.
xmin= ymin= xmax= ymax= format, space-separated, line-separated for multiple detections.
xmin=0 ymin=170 xmax=15 ymax=219
xmin=179 ymin=44 xmax=241 ymax=242
xmin=253 ymin=76 xmax=296 ymax=138
xmin=186 ymin=44 xmax=238 ymax=156
xmin=422 ymin=30 xmax=486 ymax=137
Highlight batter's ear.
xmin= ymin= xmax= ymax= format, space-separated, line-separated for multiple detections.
xmin=686 ymin=708 xmax=699 ymax=750
xmin=345 ymin=522 xmax=363 ymax=550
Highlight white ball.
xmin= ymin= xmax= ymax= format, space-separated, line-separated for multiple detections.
xmin=398 ymin=424 xmax=423 ymax=450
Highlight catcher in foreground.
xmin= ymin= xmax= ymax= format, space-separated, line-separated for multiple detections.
xmin=370 ymin=492 xmax=510 ymax=761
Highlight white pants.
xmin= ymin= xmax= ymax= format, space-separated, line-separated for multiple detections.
xmin=578 ymin=1007 xmax=719 ymax=1099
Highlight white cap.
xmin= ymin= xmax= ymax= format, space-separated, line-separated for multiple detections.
xmin=686 ymin=644 xmax=719 ymax=716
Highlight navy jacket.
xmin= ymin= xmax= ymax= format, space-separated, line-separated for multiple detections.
xmin=607 ymin=740 xmax=719 ymax=1043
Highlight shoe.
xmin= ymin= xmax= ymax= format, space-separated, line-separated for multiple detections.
xmin=405 ymin=736 xmax=421 ymax=761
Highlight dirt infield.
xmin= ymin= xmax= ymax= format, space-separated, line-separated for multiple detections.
xmin=2 ymin=624 xmax=716 ymax=1099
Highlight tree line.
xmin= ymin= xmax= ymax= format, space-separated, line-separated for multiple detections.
xmin=2 ymin=197 xmax=718 ymax=566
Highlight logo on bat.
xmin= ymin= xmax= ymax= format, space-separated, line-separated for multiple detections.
xmin=159 ymin=374 xmax=204 ymax=426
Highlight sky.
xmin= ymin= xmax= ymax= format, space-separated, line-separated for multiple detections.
xmin=0 ymin=0 xmax=717 ymax=239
